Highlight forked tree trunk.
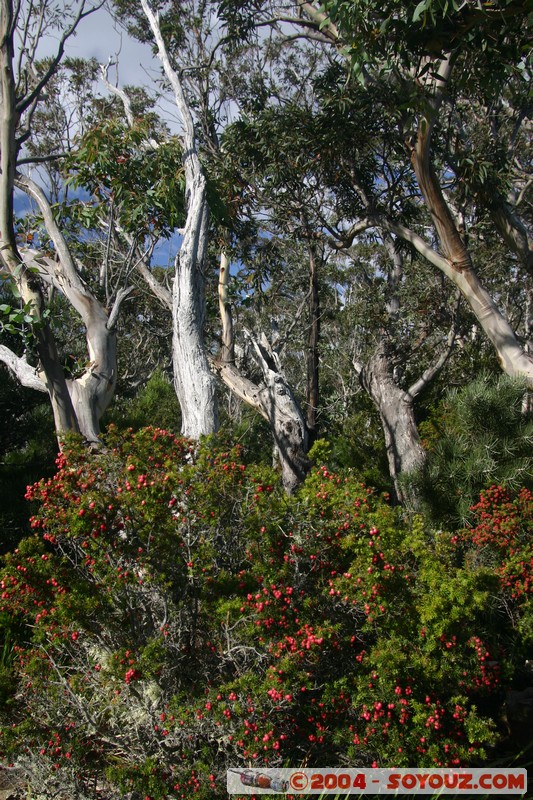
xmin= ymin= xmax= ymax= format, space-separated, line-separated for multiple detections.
xmin=216 ymin=252 xmax=309 ymax=493
xmin=0 ymin=314 xmax=118 ymax=446
xmin=67 ymin=321 xmax=118 ymax=445
xmin=14 ymin=177 xmax=128 ymax=445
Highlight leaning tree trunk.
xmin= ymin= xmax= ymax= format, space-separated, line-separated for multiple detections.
xmin=406 ymin=55 xmax=533 ymax=384
xmin=360 ymin=343 xmax=426 ymax=505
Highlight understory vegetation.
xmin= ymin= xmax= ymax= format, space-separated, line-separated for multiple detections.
xmin=0 ymin=417 xmax=531 ymax=799
xmin=0 ymin=0 xmax=531 ymax=797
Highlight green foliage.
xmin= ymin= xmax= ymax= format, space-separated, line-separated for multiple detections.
xmin=462 ymin=485 xmax=533 ymax=648
xmin=322 ymin=0 xmax=530 ymax=84
xmin=0 ymin=429 xmax=528 ymax=797
xmin=0 ymin=268 xmax=51 ymax=353
xmin=0 ymin=369 xmax=57 ymax=552
xmin=105 ymin=370 xmax=181 ymax=433
xmin=66 ymin=119 xmax=186 ymax=239
xmin=409 ymin=374 xmax=533 ymax=525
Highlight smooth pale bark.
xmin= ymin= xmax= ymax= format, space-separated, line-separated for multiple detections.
xmin=407 ymin=56 xmax=533 ymax=384
xmin=15 ymin=177 xmax=127 ymax=444
xmin=140 ymin=0 xmax=218 ymax=439
xmin=0 ymin=345 xmax=47 ymax=392
xmin=216 ymin=252 xmax=309 ymax=493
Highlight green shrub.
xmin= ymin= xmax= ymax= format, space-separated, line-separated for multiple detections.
xmin=411 ymin=374 xmax=533 ymax=525
xmin=105 ymin=370 xmax=181 ymax=432
xmin=0 ymin=429 xmax=528 ymax=798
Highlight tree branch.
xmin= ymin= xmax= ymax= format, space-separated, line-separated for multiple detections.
xmin=295 ymin=1 xmax=340 ymax=43
xmin=139 ymin=0 xmax=197 ymax=165
xmin=17 ymin=151 xmax=68 ymax=166
xmin=408 ymin=300 xmax=459 ymax=399
xmin=0 ymin=344 xmax=46 ymax=392
xmin=16 ymin=0 xmax=106 ymax=115
xmin=107 ymin=286 xmax=134 ymax=330
xmin=100 ymin=58 xmax=134 ymax=127
xmin=14 ymin=173 xmax=97 ymax=315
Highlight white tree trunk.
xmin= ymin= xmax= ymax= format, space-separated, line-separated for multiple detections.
xmin=172 ymin=183 xmax=218 ymax=437
xmin=140 ymin=0 xmax=218 ymax=439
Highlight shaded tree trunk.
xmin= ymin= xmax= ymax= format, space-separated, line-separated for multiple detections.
xmin=306 ymin=243 xmax=321 ymax=441
xmin=360 ymin=342 xmax=425 ymax=505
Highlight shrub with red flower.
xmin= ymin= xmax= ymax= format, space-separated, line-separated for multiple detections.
xmin=0 ymin=429 xmax=528 ymax=799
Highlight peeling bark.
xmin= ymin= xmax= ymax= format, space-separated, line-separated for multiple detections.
xmin=172 ymin=182 xmax=218 ymax=438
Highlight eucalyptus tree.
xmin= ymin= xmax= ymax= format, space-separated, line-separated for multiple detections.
xmin=0 ymin=0 xmax=139 ymax=445
xmin=104 ymin=0 xmax=224 ymax=439
xmin=213 ymin=0 xmax=531 ymax=501
xmin=300 ymin=0 xmax=533 ymax=383
xmin=218 ymin=46 xmax=464 ymax=501
xmin=104 ymin=0 xmax=317 ymax=489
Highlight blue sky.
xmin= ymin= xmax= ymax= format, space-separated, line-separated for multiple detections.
xmin=57 ymin=5 xmax=156 ymax=89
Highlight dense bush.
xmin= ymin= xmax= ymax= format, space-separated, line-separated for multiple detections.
xmin=0 ymin=428 xmax=529 ymax=799
xmin=412 ymin=375 xmax=533 ymax=525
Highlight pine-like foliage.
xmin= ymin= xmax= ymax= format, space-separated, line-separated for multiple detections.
xmin=410 ymin=375 xmax=533 ymax=526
